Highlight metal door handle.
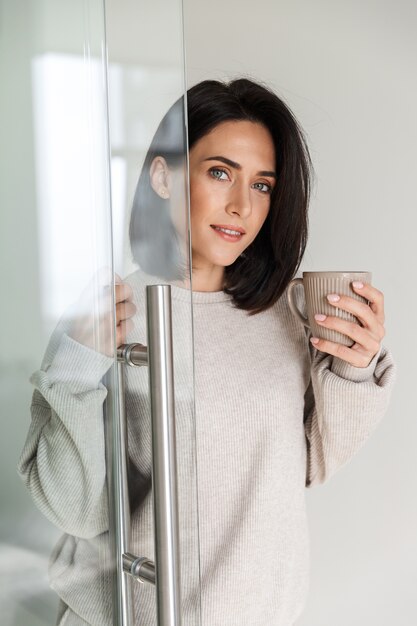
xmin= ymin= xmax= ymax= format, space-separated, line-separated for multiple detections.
xmin=105 ymin=284 xmax=181 ymax=626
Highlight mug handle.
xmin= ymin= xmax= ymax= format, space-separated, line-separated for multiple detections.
xmin=287 ymin=278 xmax=310 ymax=329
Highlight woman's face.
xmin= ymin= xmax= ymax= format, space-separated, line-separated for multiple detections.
xmin=188 ymin=120 xmax=276 ymax=278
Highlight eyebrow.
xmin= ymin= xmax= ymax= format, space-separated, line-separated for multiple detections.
xmin=202 ymin=155 xmax=277 ymax=179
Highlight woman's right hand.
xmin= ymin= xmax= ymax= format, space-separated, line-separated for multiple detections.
xmin=113 ymin=279 xmax=137 ymax=350
xmin=67 ymin=270 xmax=137 ymax=357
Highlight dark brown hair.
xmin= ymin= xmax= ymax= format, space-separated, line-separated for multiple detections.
xmin=129 ymin=77 xmax=312 ymax=314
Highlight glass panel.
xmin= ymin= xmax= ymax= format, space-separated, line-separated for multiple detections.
xmin=1 ymin=0 xmax=198 ymax=623
xmin=105 ymin=0 xmax=201 ymax=624
xmin=0 ymin=0 xmax=117 ymax=624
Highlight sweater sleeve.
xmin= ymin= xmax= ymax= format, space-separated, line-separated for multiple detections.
xmin=17 ymin=331 xmax=114 ymax=539
xmin=303 ymin=343 xmax=396 ymax=487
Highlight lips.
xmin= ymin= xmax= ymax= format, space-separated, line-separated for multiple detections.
xmin=210 ymin=224 xmax=246 ymax=235
xmin=210 ymin=224 xmax=245 ymax=243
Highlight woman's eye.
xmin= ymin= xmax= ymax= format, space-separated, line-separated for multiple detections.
xmin=253 ymin=182 xmax=272 ymax=194
xmin=209 ymin=167 xmax=228 ymax=181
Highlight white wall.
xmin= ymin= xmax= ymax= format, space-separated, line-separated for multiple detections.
xmin=183 ymin=1 xmax=416 ymax=623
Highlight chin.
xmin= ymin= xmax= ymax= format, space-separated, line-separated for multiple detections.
xmin=210 ymin=252 xmax=242 ymax=267
xmin=224 ymin=256 xmax=241 ymax=267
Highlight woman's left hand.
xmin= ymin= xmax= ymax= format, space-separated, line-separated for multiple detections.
xmin=309 ymin=281 xmax=385 ymax=368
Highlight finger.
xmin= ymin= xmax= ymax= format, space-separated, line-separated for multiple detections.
xmin=310 ymin=336 xmax=375 ymax=368
xmin=326 ymin=292 xmax=383 ymax=335
xmin=94 ymin=283 xmax=135 ymax=320
xmin=116 ymin=300 xmax=137 ymax=323
xmin=115 ymin=282 xmax=134 ymax=304
xmin=313 ymin=314 xmax=381 ymax=352
xmin=350 ymin=281 xmax=385 ymax=324
xmin=116 ymin=318 xmax=134 ymax=347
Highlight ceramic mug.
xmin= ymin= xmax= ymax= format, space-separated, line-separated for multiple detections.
xmin=287 ymin=271 xmax=371 ymax=346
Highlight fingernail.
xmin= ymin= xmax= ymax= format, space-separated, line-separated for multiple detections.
xmin=327 ymin=293 xmax=340 ymax=302
xmin=314 ymin=313 xmax=327 ymax=322
xmin=310 ymin=337 xmax=319 ymax=344
xmin=352 ymin=281 xmax=364 ymax=289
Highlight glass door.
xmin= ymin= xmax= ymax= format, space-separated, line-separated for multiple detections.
xmin=1 ymin=1 xmax=117 ymax=624
xmin=0 ymin=0 xmax=200 ymax=624
xmin=104 ymin=0 xmax=200 ymax=624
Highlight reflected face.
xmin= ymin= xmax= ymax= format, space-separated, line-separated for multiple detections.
xmin=188 ymin=120 xmax=276 ymax=274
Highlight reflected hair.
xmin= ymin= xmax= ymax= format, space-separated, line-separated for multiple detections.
xmin=129 ymin=77 xmax=312 ymax=314
xmin=129 ymin=97 xmax=187 ymax=281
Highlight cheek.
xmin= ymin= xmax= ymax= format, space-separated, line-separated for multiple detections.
xmin=189 ymin=181 xmax=213 ymax=223
xmin=251 ymin=207 xmax=270 ymax=236
xmin=168 ymin=169 xmax=189 ymax=235
xmin=188 ymin=176 xmax=199 ymax=211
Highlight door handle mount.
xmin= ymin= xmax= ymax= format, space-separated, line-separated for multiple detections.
xmin=123 ymin=552 xmax=156 ymax=585
xmin=117 ymin=343 xmax=148 ymax=367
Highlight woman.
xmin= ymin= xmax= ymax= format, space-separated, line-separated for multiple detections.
xmin=18 ymin=78 xmax=395 ymax=625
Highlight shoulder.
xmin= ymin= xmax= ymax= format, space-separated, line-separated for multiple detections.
xmin=123 ymin=267 xmax=151 ymax=290
xmin=122 ymin=267 xmax=166 ymax=304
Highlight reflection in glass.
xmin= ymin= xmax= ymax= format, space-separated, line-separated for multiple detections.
xmin=2 ymin=1 xmax=115 ymax=625
xmin=31 ymin=52 xmax=111 ymax=323
xmin=6 ymin=0 xmax=200 ymax=625
xmin=129 ymin=97 xmax=188 ymax=282
xmin=105 ymin=0 xmax=201 ymax=621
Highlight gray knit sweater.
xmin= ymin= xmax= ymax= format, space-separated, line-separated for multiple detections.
xmin=18 ymin=269 xmax=396 ymax=626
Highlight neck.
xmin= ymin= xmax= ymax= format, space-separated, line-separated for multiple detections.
xmin=190 ymin=264 xmax=225 ymax=292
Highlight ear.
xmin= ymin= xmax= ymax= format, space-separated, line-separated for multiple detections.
xmin=149 ymin=156 xmax=171 ymax=199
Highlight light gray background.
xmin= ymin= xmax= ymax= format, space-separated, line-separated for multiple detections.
xmin=1 ymin=1 xmax=415 ymax=625
xmin=183 ymin=0 xmax=416 ymax=623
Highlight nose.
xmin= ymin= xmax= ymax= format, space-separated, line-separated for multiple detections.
xmin=225 ymin=181 xmax=252 ymax=219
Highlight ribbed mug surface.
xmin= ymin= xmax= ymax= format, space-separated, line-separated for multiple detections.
xmin=304 ymin=272 xmax=371 ymax=346
xmin=303 ymin=272 xmax=372 ymax=347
